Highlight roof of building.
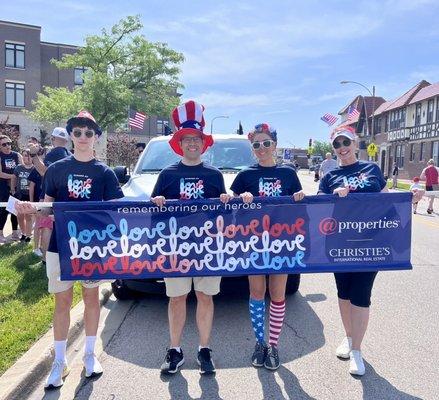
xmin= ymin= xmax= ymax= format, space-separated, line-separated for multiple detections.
xmin=0 ymin=20 xmax=41 ymax=30
xmin=41 ymin=41 xmax=79 ymax=50
xmin=373 ymin=100 xmax=392 ymax=116
xmin=338 ymin=95 xmax=386 ymax=122
xmin=381 ymin=80 xmax=430 ymax=113
xmin=409 ymin=81 xmax=439 ymax=104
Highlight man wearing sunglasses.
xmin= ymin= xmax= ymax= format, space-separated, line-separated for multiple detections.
xmin=29 ymin=127 xmax=71 ymax=177
xmin=16 ymin=111 xmax=124 ymax=389
xmin=0 ymin=135 xmax=23 ymax=243
xmin=151 ymin=101 xmax=229 ymax=375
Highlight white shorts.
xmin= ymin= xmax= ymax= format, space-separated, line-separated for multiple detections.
xmin=164 ymin=276 xmax=222 ymax=297
xmin=46 ymin=251 xmax=101 ymax=294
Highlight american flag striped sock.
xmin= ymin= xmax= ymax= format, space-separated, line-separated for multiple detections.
xmin=269 ymin=299 xmax=286 ymax=347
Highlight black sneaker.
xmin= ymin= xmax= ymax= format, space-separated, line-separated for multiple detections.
xmin=251 ymin=342 xmax=268 ymax=367
xmin=160 ymin=348 xmax=184 ymax=374
xmin=197 ymin=348 xmax=216 ymax=375
xmin=264 ymin=345 xmax=280 ymax=370
xmin=24 ymin=236 xmax=31 ymax=242
xmin=20 ymin=235 xmax=26 ymax=242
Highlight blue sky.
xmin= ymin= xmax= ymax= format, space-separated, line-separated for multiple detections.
xmin=3 ymin=0 xmax=439 ymax=147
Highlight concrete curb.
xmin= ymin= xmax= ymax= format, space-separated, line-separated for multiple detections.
xmin=0 ymin=282 xmax=113 ymax=400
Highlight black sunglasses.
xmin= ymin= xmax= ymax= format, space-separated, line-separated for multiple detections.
xmin=252 ymin=139 xmax=274 ymax=150
xmin=72 ymin=128 xmax=95 ymax=138
xmin=333 ymin=138 xmax=352 ymax=149
xmin=1 ymin=142 xmax=12 ymax=147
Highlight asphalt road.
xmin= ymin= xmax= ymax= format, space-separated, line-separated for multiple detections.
xmin=29 ymin=170 xmax=438 ymax=400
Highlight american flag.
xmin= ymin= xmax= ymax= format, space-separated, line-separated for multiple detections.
xmin=129 ymin=109 xmax=147 ymax=130
xmin=320 ymin=113 xmax=338 ymax=126
xmin=347 ymin=105 xmax=360 ymax=121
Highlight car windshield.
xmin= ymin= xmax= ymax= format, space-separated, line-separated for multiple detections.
xmin=137 ymin=138 xmax=256 ymax=173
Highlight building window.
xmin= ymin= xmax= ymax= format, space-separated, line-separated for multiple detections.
xmin=375 ymin=117 xmax=382 ymax=134
xmin=427 ymin=99 xmax=434 ymax=123
xmin=436 ymin=97 xmax=439 ymax=122
xmin=409 ymin=144 xmax=415 ymax=161
xmin=401 ymin=107 xmax=406 ymax=127
xmin=156 ymin=119 xmax=168 ymax=134
xmin=74 ymin=67 xmax=86 ymax=85
xmin=415 ymin=104 xmax=422 ymax=126
xmin=420 ymin=142 xmax=425 ymax=161
xmin=432 ymin=141 xmax=439 ymax=166
xmin=5 ymin=42 xmax=25 ymax=68
xmin=5 ymin=82 xmax=25 ymax=107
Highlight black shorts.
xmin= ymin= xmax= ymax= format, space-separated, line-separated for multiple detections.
xmin=334 ymin=271 xmax=378 ymax=308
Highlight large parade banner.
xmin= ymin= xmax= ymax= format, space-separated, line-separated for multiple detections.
xmin=54 ymin=193 xmax=412 ymax=281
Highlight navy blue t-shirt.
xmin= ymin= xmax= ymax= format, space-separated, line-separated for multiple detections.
xmin=0 ymin=151 xmax=19 ymax=193
xmin=45 ymin=156 xmax=124 ymax=252
xmin=151 ymin=161 xmax=226 ymax=200
xmin=318 ymin=161 xmax=386 ymax=194
xmin=28 ymin=168 xmax=43 ymax=201
xmin=231 ymin=164 xmax=302 ymax=197
xmin=44 ymin=146 xmax=71 ymax=167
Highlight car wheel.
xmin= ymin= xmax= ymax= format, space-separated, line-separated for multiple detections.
xmin=111 ymin=280 xmax=134 ymax=300
xmin=285 ymin=274 xmax=300 ymax=295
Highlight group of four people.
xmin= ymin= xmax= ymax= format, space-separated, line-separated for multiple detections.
xmin=16 ymin=101 xmax=388 ymax=390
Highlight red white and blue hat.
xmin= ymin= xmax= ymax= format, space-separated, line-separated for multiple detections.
xmin=330 ymin=126 xmax=357 ymax=144
xmin=248 ymin=123 xmax=277 ymax=142
xmin=66 ymin=110 xmax=102 ymax=137
xmin=169 ymin=100 xmax=213 ymax=155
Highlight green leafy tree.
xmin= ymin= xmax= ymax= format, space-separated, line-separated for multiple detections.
xmin=27 ymin=15 xmax=184 ymax=130
xmin=312 ymin=140 xmax=333 ymax=157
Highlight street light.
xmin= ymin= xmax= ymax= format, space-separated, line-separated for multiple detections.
xmin=210 ymin=115 xmax=229 ymax=133
xmin=340 ymin=80 xmax=376 ymax=139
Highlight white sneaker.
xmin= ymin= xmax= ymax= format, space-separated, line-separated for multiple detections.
xmin=33 ymin=248 xmax=43 ymax=257
xmin=349 ymin=350 xmax=365 ymax=376
xmin=10 ymin=231 xmax=21 ymax=241
xmin=44 ymin=359 xmax=69 ymax=389
xmin=83 ymin=352 xmax=103 ymax=378
xmin=336 ymin=336 xmax=352 ymax=359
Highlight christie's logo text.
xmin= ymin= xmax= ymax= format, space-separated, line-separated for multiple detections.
xmin=319 ymin=217 xmax=400 ymax=235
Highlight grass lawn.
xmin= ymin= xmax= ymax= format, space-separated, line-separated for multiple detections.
xmin=0 ymin=243 xmax=82 ymax=375
xmin=387 ymin=180 xmax=411 ymax=191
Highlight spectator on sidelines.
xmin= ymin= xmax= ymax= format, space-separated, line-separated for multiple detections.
xmin=0 ymin=134 xmax=23 ymax=243
xmin=28 ymin=147 xmax=47 ymax=257
xmin=319 ymin=152 xmax=337 ymax=179
xmin=410 ymin=177 xmax=422 ymax=214
xmin=420 ymin=159 xmax=439 ymax=214
xmin=11 ymin=149 xmax=34 ymax=241
xmin=391 ymin=162 xmax=399 ymax=189
xmin=16 ymin=111 xmax=124 ymax=389
xmin=151 ymin=101 xmax=229 ymax=375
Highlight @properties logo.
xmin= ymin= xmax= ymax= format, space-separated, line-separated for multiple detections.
xmin=319 ymin=218 xmax=338 ymax=235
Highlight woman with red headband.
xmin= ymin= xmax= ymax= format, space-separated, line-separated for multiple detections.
xmin=230 ymin=123 xmax=305 ymax=370
xmin=318 ymin=126 xmax=388 ymax=376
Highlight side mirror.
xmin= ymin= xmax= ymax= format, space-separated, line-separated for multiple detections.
xmin=113 ymin=166 xmax=130 ymax=185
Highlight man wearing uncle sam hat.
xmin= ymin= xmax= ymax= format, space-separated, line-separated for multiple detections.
xmin=16 ymin=110 xmax=124 ymax=389
xmin=151 ymin=100 xmax=230 ymax=375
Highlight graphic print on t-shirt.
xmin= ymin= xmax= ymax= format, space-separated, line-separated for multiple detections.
xmin=258 ymin=177 xmax=282 ymax=196
xmin=179 ymin=177 xmax=204 ymax=199
xmin=5 ymin=158 xmax=17 ymax=170
xmin=342 ymin=173 xmax=371 ymax=191
xmin=68 ymin=174 xmax=93 ymax=199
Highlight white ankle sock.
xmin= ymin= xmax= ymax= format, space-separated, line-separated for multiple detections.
xmin=54 ymin=340 xmax=67 ymax=362
xmin=85 ymin=336 xmax=97 ymax=354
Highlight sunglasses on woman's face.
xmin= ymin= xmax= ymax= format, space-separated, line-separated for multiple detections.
xmin=72 ymin=128 xmax=95 ymax=138
xmin=1 ymin=142 xmax=12 ymax=147
xmin=252 ymin=139 xmax=274 ymax=150
xmin=333 ymin=138 xmax=352 ymax=149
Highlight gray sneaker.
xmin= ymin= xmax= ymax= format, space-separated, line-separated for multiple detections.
xmin=251 ymin=342 xmax=268 ymax=367
xmin=264 ymin=345 xmax=280 ymax=370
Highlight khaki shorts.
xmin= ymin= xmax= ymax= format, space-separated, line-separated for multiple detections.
xmin=46 ymin=251 xmax=101 ymax=294
xmin=164 ymin=276 xmax=221 ymax=297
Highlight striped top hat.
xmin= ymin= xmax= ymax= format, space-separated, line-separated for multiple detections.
xmin=169 ymin=100 xmax=214 ymax=156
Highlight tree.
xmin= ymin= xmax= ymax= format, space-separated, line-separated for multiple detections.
xmin=27 ymin=15 xmax=184 ymax=131
xmin=106 ymin=133 xmax=138 ymax=169
xmin=312 ymin=140 xmax=333 ymax=157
